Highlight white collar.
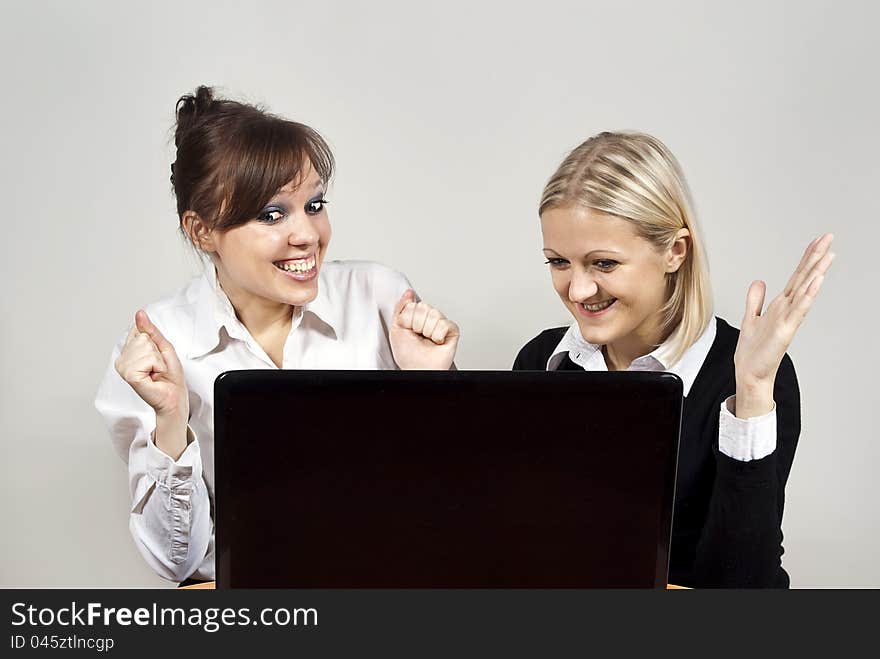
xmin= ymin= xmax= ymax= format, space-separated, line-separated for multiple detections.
xmin=186 ymin=262 xmax=338 ymax=359
xmin=546 ymin=317 xmax=717 ymax=397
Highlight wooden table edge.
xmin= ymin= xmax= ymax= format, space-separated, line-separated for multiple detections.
xmin=179 ymin=582 xmax=689 ymax=590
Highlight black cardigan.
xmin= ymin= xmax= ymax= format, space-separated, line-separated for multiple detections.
xmin=512 ymin=317 xmax=800 ymax=588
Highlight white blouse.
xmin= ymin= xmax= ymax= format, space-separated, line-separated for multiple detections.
xmin=95 ymin=260 xmax=412 ymax=583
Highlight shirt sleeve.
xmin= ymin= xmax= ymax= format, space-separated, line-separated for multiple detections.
xmin=372 ymin=264 xmax=416 ymax=327
xmin=94 ymin=330 xmax=213 ymax=583
xmin=366 ymin=264 xmax=416 ymax=370
xmin=718 ymin=397 xmax=777 ymax=461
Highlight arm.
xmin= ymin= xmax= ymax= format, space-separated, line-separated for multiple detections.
xmin=125 ymin=412 xmax=213 ymax=582
xmin=692 ymin=355 xmax=799 ymax=587
xmin=95 ymin=311 xmax=213 ymax=582
xmin=693 ymin=234 xmax=831 ymax=587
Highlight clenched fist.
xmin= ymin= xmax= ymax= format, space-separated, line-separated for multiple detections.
xmin=390 ymin=290 xmax=460 ymax=370
xmin=115 ymin=310 xmax=190 ymax=458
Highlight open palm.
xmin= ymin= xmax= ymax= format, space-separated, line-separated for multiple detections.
xmin=734 ymin=234 xmax=834 ymax=388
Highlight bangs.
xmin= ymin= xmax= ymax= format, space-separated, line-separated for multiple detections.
xmin=214 ymin=114 xmax=335 ymax=229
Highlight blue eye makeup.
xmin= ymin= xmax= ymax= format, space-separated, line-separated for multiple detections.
xmin=256 ymin=194 xmax=328 ymax=223
xmin=305 ymin=196 xmax=328 ymax=215
xmin=256 ymin=205 xmax=287 ymax=224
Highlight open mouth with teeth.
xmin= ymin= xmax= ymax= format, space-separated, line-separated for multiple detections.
xmin=580 ymin=298 xmax=617 ymax=315
xmin=273 ymin=255 xmax=318 ymax=280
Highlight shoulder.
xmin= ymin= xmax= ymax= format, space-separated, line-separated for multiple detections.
xmin=319 ymin=260 xmax=411 ymax=296
xmin=99 ymin=275 xmax=205 ymax=393
xmin=697 ymin=317 xmax=739 ymax=372
xmin=110 ymin=275 xmax=206 ymax=353
xmin=712 ymin=316 xmax=739 ymax=350
xmin=316 ymin=261 xmax=413 ymax=326
xmin=513 ymin=327 xmax=568 ymax=370
xmin=146 ymin=277 xmax=205 ymax=331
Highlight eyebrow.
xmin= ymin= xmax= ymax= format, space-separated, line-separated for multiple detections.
xmin=542 ymin=248 xmax=622 ymax=257
xmin=273 ymin=179 xmax=325 ymax=198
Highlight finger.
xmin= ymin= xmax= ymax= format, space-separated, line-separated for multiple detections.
xmin=126 ymin=332 xmax=161 ymax=361
xmin=134 ymin=310 xmax=185 ymax=377
xmin=393 ymin=289 xmax=416 ymax=318
xmin=782 ymin=236 xmax=822 ymax=297
xmin=120 ymin=341 xmax=167 ymax=374
xmin=788 ymin=274 xmax=826 ymax=326
xmin=430 ymin=319 xmax=460 ymax=345
xmin=421 ymin=308 xmax=443 ymax=338
xmin=135 ymin=310 xmax=174 ymax=355
xmin=396 ymin=301 xmax=417 ymax=330
xmin=806 ymin=273 xmax=826 ymax=298
xmin=741 ymin=280 xmax=766 ymax=330
xmin=123 ymin=323 xmax=139 ymax=347
xmin=145 ymin=354 xmax=167 ymax=377
xmin=784 ymin=233 xmax=833 ymax=297
xmin=122 ymin=352 xmax=168 ymax=384
xmin=430 ymin=321 xmax=450 ymax=345
xmin=787 ymin=253 xmax=834 ymax=323
xmin=411 ymin=303 xmax=430 ymax=334
xmin=794 ymin=251 xmax=835 ymax=299
xmin=117 ymin=334 xmax=157 ymax=372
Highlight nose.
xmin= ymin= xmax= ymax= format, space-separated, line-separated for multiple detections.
xmin=286 ymin=212 xmax=319 ymax=249
xmin=568 ymin=267 xmax=599 ymax=302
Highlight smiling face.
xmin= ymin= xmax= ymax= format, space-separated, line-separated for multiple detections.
xmin=201 ymin=165 xmax=331 ymax=311
xmin=541 ymin=204 xmax=688 ymax=360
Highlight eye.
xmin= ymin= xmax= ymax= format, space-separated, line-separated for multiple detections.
xmin=256 ymin=207 xmax=286 ymax=224
xmin=305 ymin=197 xmax=328 ymax=215
xmin=593 ymin=259 xmax=619 ymax=271
xmin=544 ymin=257 xmax=570 ymax=269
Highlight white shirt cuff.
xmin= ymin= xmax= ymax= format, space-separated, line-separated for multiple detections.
xmin=145 ymin=425 xmax=202 ymax=487
xmin=718 ymin=396 xmax=777 ymax=462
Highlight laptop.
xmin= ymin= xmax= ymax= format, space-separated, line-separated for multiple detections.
xmin=214 ymin=370 xmax=682 ymax=588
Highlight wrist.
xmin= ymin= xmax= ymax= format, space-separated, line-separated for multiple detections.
xmin=154 ymin=409 xmax=190 ymax=460
xmin=156 ymin=408 xmax=189 ymax=425
xmin=155 ymin=392 xmax=189 ymax=424
xmin=733 ymin=380 xmax=775 ymax=419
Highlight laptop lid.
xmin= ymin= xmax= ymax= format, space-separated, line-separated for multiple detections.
xmin=215 ymin=370 xmax=682 ymax=588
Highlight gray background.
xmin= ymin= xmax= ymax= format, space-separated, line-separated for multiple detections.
xmin=1 ymin=0 xmax=877 ymax=587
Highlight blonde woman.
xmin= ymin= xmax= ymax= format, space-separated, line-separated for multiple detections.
xmin=513 ymin=132 xmax=833 ymax=588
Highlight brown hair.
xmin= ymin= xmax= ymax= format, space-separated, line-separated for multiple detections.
xmin=170 ymin=85 xmax=334 ymax=238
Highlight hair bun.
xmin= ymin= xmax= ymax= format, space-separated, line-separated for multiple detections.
xmin=174 ymin=85 xmax=215 ymax=147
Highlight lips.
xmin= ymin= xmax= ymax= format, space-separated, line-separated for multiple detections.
xmin=577 ymin=297 xmax=617 ymax=317
xmin=274 ymin=255 xmax=316 ymax=272
xmin=582 ymin=298 xmax=615 ymax=312
xmin=273 ymin=254 xmax=318 ymax=281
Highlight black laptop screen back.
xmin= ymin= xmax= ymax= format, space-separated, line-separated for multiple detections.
xmin=215 ymin=370 xmax=682 ymax=588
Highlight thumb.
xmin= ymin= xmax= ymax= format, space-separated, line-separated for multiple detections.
xmin=741 ymin=280 xmax=766 ymax=330
xmin=135 ymin=309 xmax=175 ymax=356
xmin=393 ymin=289 xmax=416 ymax=318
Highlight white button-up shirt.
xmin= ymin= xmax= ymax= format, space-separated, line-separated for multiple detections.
xmin=95 ymin=260 xmax=412 ymax=583
xmin=546 ymin=317 xmax=776 ymax=463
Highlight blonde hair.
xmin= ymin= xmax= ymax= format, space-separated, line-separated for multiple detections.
xmin=540 ymin=131 xmax=713 ymax=366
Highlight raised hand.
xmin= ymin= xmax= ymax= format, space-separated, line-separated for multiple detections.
xmin=115 ymin=310 xmax=189 ymax=422
xmin=733 ymin=233 xmax=834 ymax=418
xmin=390 ymin=289 xmax=460 ymax=370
